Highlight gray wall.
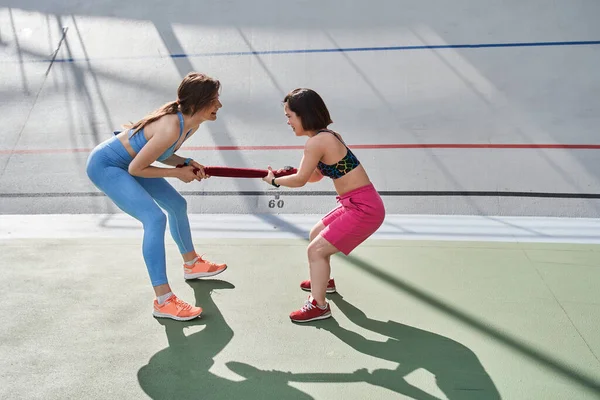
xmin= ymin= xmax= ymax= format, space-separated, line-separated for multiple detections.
xmin=1 ymin=1 xmax=599 ymax=216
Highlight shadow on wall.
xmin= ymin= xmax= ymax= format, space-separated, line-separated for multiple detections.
xmin=3 ymin=1 xmax=507 ymax=29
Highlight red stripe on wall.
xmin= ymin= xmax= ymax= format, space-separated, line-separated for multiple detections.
xmin=2 ymin=143 xmax=600 ymax=155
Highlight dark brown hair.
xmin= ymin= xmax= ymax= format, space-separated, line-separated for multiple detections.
xmin=283 ymin=88 xmax=332 ymax=130
xmin=127 ymin=72 xmax=220 ymax=134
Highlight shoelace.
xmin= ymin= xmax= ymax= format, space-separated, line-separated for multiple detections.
xmin=197 ymin=254 xmax=219 ymax=267
xmin=168 ymin=296 xmax=192 ymax=311
xmin=301 ymin=300 xmax=316 ymax=312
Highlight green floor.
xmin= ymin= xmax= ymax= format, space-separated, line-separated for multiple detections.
xmin=2 ymin=238 xmax=599 ymax=399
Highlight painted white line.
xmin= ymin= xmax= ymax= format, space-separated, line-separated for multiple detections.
xmin=2 ymin=214 xmax=600 ymax=244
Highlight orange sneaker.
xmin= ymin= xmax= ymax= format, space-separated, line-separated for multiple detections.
xmin=153 ymin=294 xmax=202 ymax=321
xmin=184 ymin=254 xmax=227 ymax=280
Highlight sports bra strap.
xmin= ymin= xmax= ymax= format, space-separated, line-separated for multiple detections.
xmin=127 ymin=112 xmax=187 ymax=149
xmin=177 ymin=112 xmax=184 ymax=136
xmin=163 ymin=112 xmax=186 ymax=149
xmin=317 ymin=129 xmax=347 ymax=147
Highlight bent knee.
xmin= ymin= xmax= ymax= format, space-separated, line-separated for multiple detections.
xmin=307 ymin=240 xmax=331 ymax=261
xmin=165 ymin=193 xmax=188 ymax=214
xmin=173 ymin=194 xmax=188 ymax=211
xmin=143 ymin=209 xmax=167 ymax=229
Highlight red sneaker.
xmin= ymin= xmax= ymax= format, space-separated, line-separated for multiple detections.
xmin=300 ymin=278 xmax=336 ymax=293
xmin=290 ymin=297 xmax=332 ymax=323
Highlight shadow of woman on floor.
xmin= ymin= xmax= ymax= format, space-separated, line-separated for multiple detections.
xmin=137 ymin=280 xmax=321 ymax=399
xmin=311 ymin=294 xmax=502 ymax=400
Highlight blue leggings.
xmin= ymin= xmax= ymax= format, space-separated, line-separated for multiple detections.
xmin=86 ymin=136 xmax=194 ymax=286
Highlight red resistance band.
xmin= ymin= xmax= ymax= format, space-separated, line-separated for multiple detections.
xmin=175 ymin=164 xmax=297 ymax=178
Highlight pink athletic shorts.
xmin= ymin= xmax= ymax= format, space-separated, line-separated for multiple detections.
xmin=320 ymin=183 xmax=386 ymax=255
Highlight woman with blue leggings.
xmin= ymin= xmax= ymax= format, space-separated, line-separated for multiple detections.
xmin=86 ymin=72 xmax=227 ymax=321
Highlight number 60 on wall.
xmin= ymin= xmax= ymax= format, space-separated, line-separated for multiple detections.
xmin=268 ymin=199 xmax=285 ymax=208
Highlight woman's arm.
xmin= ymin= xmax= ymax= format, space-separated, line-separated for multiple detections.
xmin=128 ymin=117 xmax=189 ymax=179
xmin=263 ymin=138 xmax=323 ymax=188
xmin=159 ymin=126 xmax=200 ymax=167
xmin=159 ymin=154 xmax=188 ymax=167
xmin=308 ymin=168 xmax=323 ymax=183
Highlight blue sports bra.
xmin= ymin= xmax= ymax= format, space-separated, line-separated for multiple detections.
xmin=315 ymin=129 xmax=360 ymax=179
xmin=121 ymin=112 xmax=192 ymax=161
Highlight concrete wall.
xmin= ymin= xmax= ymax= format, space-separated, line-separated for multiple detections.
xmin=1 ymin=1 xmax=600 ymax=216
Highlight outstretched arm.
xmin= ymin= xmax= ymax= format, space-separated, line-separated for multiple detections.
xmin=262 ymin=137 xmax=323 ymax=187
xmin=308 ymin=168 xmax=323 ymax=182
xmin=128 ymin=118 xmax=193 ymax=179
xmin=157 ymin=128 xmax=208 ymax=178
xmin=159 ymin=154 xmax=189 ymax=167
xmin=331 ymin=295 xmax=398 ymax=338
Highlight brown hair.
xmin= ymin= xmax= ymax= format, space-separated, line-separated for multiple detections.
xmin=127 ymin=72 xmax=220 ymax=135
xmin=283 ymin=88 xmax=332 ymax=131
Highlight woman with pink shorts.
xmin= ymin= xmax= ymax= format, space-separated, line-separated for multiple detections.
xmin=262 ymin=88 xmax=386 ymax=323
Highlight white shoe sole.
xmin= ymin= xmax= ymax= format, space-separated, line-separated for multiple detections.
xmin=153 ymin=311 xmax=202 ymax=321
xmin=301 ymin=286 xmax=337 ymax=294
xmin=184 ymin=265 xmax=227 ymax=280
xmin=290 ymin=311 xmax=332 ymax=323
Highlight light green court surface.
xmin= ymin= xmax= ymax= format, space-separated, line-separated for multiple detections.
xmin=1 ymin=238 xmax=599 ymax=399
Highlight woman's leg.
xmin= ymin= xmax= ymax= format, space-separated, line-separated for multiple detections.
xmin=135 ymin=177 xmax=196 ymax=261
xmin=297 ymin=209 xmax=345 ymax=295
xmin=309 ymin=220 xmax=326 ymax=242
xmin=289 ymin=233 xmax=339 ymax=322
xmin=88 ymin=164 xmax=170 ymax=292
xmin=86 ymin=144 xmax=201 ymax=320
xmin=309 ymin=220 xmax=331 ymax=265
xmin=306 ymin=236 xmax=340 ymax=306
xmin=138 ymin=176 xmax=227 ymax=279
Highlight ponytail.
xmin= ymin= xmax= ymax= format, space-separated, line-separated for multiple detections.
xmin=123 ymin=72 xmax=221 ymax=135
xmin=124 ymin=100 xmax=180 ymax=136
